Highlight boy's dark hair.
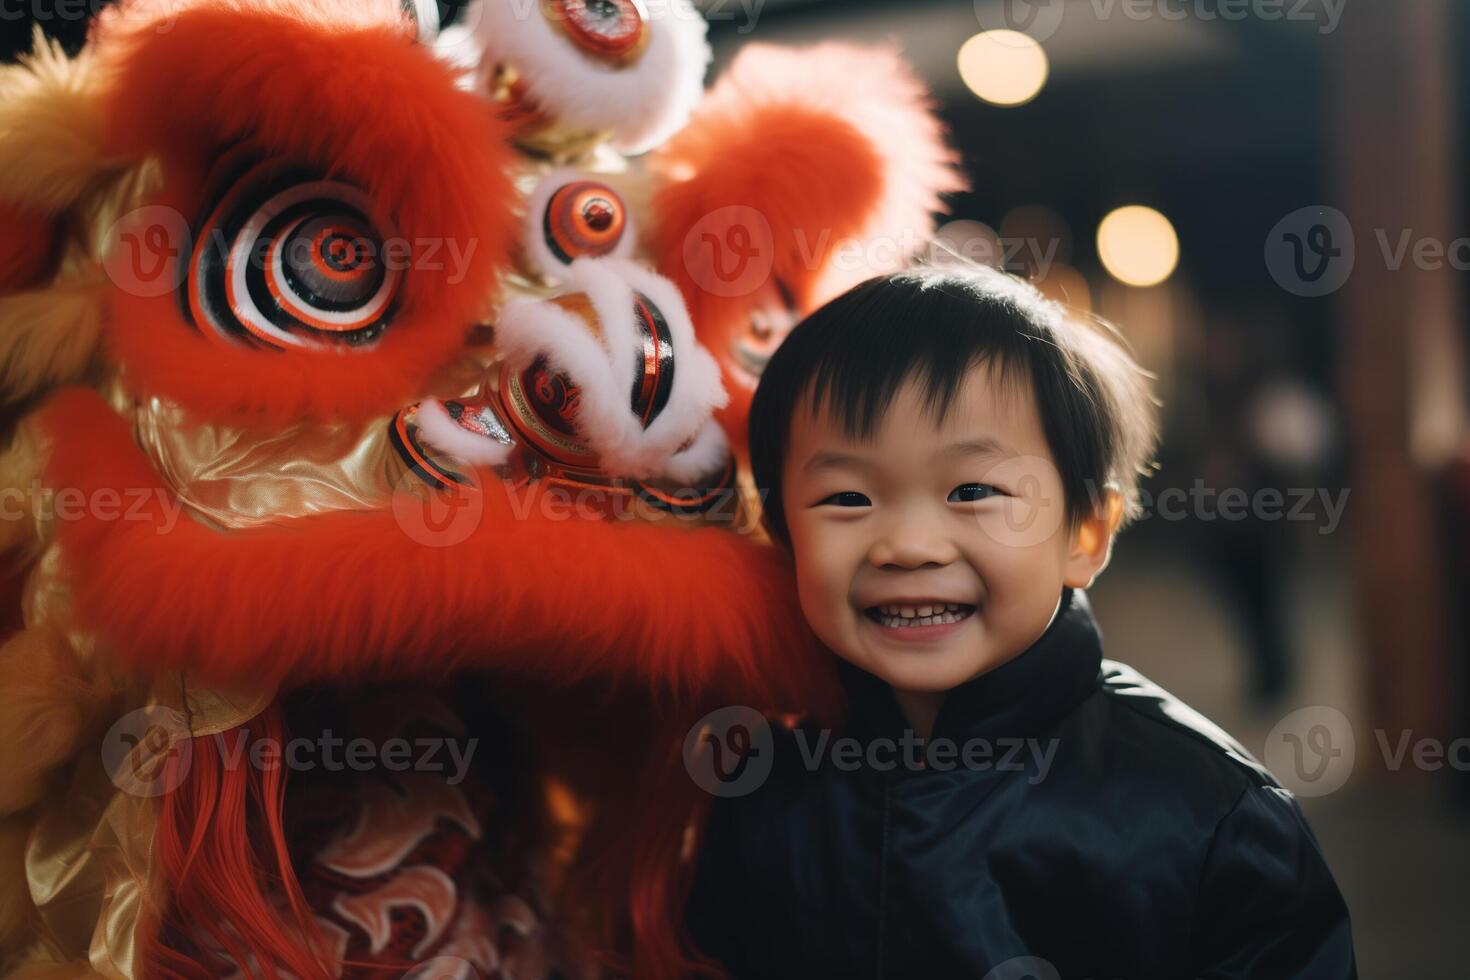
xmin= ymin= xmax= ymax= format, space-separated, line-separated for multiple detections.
xmin=748 ymin=264 xmax=1158 ymax=548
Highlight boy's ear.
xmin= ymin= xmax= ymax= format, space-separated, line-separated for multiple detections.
xmin=1063 ymin=490 xmax=1125 ymax=590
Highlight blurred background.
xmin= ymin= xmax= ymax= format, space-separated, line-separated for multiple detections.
xmin=4 ymin=0 xmax=1468 ymax=973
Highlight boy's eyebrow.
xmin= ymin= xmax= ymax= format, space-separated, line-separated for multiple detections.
xmin=943 ymin=437 xmax=1019 ymax=459
xmin=801 ymin=438 xmax=1017 ymax=475
xmin=802 ymin=450 xmax=874 ymax=475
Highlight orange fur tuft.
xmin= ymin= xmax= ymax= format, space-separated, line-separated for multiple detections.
xmin=93 ymin=0 xmax=517 ymax=426
xmin=651 ymin=43 xmax=963 ymax=449
xmin=651 ymin=104 xmax=881 ymax=360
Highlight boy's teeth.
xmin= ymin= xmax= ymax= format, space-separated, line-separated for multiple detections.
xmin=872 ymin=604 xmax=972 ymax=629
xmin=878 ymin=603 xmax=963 ymax=616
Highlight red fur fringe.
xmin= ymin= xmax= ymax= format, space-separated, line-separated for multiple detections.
xmin=145 ymin=705 xmax=334 ymax=980
xmin=39 ymin=385 xmax=837 ymax=714
xmin=93 ymin=0 xmax=517 ymax=426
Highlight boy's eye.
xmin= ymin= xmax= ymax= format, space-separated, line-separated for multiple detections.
xmin=818 ymin=491 xmax=872 ymax=507
xmin=949 ymin=483 xmax=1001 ymax=503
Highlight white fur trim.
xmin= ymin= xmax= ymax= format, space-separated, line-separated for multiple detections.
xmin=404 ymin=0 xmax=440 ymax=42
xmin=465 ymin=0 xmax=710 ymax=154
xmin=431 ymin=24 xmax=484 ymax=89
xmin=522 ymin=168 xmax=638 ymax=283
xmin=414 ymin=398 xmax=516 ymax=467
xmin=659 ymin=417 xmax=730 ymax=485
xmin=493 ymin=257 xmax=726 ymax=479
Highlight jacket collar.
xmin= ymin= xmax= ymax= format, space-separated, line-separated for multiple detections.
xmin=837 ymin=587 xmax=1104 ymax=745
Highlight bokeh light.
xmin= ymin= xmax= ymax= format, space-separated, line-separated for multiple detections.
xmin=1096 ymin=205 xmax=1180 ymax=287
xmin=958 ymin=31 xmax=1049 ymax=107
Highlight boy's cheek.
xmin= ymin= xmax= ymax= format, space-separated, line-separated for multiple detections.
xmin=792 ymin=546 xmax=862 ymax=642
xmin=793 ymin=574 xmax=856 ymax=662
xmin=796 ymin=550 xmax=850 ymax=619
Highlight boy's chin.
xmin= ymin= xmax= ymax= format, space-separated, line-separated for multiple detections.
xmin=862 ymin=639 xmax=1024 ymax=697
xmin=865 ymin=650 xmax=991 ymax=697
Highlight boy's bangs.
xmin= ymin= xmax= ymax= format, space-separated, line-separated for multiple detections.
xmin=797 ymin=274 xmax=1040 ymax=443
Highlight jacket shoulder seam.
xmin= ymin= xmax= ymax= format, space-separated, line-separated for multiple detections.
xmin=1096 ymin=682 xmax=1274 ymax=790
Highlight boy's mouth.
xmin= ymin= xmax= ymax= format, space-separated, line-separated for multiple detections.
xmin=864 ymin=603 xmax=976 ymax=629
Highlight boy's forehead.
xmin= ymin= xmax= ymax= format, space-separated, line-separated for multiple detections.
xmin=792 ymin=363 xmax=1046 ymax=450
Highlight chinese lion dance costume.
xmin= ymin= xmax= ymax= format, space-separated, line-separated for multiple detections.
xmin=0 ymin=0 xmax=959 ymax=977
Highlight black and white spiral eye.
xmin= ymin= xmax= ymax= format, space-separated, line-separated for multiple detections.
xmin=185 ymin=157 xmax=402 ymax=352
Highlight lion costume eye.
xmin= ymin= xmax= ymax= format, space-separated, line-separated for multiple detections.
xmin=545 ymin=181 xmax=628 ymax=264
xmin=523 ymin=170 xmax=636 ymax=282
xmin=542 ymin=0 xmax=649 ymax=64
xmin=184 ymin=157 xmax=403 ymax=352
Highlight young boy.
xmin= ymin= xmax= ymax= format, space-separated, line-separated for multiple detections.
xmin=686 ymin=266 xmax=1356 ymax=978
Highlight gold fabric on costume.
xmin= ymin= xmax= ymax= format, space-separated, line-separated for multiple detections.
xmin=127 ymin=348 xmax=495 ymax=532
xmin=133 ymin=397 xmax=399 ymax=529
xmin=21 ymin=670 xmax=276 ymax=979
xmin=9 ymin=395 xmax=279 ymax=978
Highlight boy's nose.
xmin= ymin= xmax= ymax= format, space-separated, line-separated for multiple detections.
xmin=867 ymin=521 xmax=960 ymax=570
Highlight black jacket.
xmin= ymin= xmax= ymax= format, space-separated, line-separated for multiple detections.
xmin=686 ymin=588 xmax=1356 ymax=979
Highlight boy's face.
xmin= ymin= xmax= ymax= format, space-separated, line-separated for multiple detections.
xmin=782 ymin=364 xmax=1119 ymax=697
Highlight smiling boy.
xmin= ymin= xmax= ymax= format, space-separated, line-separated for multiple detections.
xmin=686 ymin=266 xmax=1355 ymax=978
